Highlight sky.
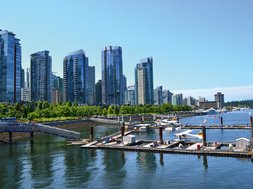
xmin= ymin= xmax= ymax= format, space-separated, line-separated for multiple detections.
xmin=1 ymin=0 xmax=253 ymax=101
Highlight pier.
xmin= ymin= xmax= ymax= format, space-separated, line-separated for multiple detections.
xmin=81 ymin=119 xmax=253 ymax=159
xmin=0 ymin=122 xmax=81 ymax=143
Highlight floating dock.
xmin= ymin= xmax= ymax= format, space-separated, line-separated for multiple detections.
xmin=81 ymin=140 xmax=252 ymax=158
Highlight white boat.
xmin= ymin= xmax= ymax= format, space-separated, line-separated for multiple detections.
xmin=175 ymin=130 xmax=203 ymax=139
xmin=160 ymin=119 xmax=182 ymax=127
xmin=165 ymin=127 xmax=175 ymax=132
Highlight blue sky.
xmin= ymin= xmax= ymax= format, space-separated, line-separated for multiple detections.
xmin=1 ymin=0 xmax=253 ymax=101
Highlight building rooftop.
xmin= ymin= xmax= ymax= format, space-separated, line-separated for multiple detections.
xmin=67 ymin=49 xmax=85 ymax=56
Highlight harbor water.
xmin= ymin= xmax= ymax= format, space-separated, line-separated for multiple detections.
xmin=1 ymin=110 xmax=253 ymax=189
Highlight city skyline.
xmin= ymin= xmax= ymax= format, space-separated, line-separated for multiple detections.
xmin=1 ymin=0 xmax=253 ymax=101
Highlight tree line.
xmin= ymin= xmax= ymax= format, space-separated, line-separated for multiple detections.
xmin=225 ymin=100 xmax=253 ymax=108
xmin=0 ymin=101 xmax=192 ymax=121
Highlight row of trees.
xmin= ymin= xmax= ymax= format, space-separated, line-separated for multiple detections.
xmin=225 ymin=100 xmax=253 ymax=108
xmin=0 ymin=101 xmax=192 ymax=121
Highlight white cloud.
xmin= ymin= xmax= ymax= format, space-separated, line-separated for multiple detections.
xmin=172 ymin=86 xmax=253 ymax=102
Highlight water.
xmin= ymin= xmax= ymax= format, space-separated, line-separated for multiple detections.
xmin=180 ymin=109 xmax=253 ymax=126
xmin=1 ymin=110 xmax=253 ymax=189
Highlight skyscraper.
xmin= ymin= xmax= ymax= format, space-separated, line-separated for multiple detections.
xmin=87 ymin=66 xmax=95 ymax=105
xmin=63 ymin=49 xmax=95 ymax=104
xmin=163 ymin=90 xmax=173 ymax=104
xmin=51 ymin=74 xmax=63 ymax=104
xmin=0 ymin=30 xmax=21 ymax=102
xmin=95 ymin=80 xmax=102 ymax=105
xmin=30 ymin=51 xmax=52 ymax=102
xmin=135 ymin=57 xmax=154 ymax=105
xmin=154 ymin=86 xmax=163 ymax=105
xmin=101 ymin=46 xmax=124 ymax=105
xmin=21 ymin=68 xmax=25 ymax=88
xmin=172 ymin=93 xmax=183 ymax=106
xmin=125 ymin=85 xmax=135 ymax=105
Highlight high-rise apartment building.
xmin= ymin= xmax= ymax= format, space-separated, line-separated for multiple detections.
xmin=21 ymin=68 xmax=25 ymax=88
xmin=63 ymin=49 xmax=95 ymax=105
xmin=172 ymin=93 xmax=183 ymax=105
xmin=101 ymin=46 xmax=124 ymax=105
xmin=0 ymin=30 xmax=21 ymax=102
xmin=135 ymin=57 xmax=154 ymax=105
xmin=163 ymin=90 xmax=173 ymax=104
xmin=51 ymin=74 xmax=63 ymax=104
xmin=30 ymin=51 xmax=52 ymax=102
xmin=154 ymin=86 xmax=163 ymax=105
xmin=87 ymin=66 xmax=95 ymax=105
xmin=95 ymin=80 xmax=102 ymax=105
xmin=125 ymin=85 xmax=135 ymax=105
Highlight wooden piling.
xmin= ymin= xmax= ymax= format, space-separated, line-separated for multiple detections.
xmin=9 ymin=132 xmax=12 ymax=144
xmin=90 ymin=127 xmax=94 ymax=142
xmin=141 ymin=116 xmax=144 ymax=124
xmin=30 ymin=132 xmax=34 ymax=144
xmin=251 ymin=116 xmax=253 ymax=144
xmin=220 ymin=117 xmax=223 ymax=126
xmin=202 ymin=126 xmax=207 ymax=146
xmin=250 ymin=116 xmax=253 ymax=127
xmin=121 ymin=126 xmax=125 ymax=143
xmin=159 ymin=127 xmax=163 ymax=144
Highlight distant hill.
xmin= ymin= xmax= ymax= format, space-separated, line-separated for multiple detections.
xmin=225 ymin=100 xmax=253 ymax=108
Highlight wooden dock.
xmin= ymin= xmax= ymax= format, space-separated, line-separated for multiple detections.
xmin=82 ymin=142 xmax=252 ymax=158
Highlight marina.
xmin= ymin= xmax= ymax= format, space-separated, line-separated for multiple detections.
xmin=1 ymin=110 xmax=253 ymax=188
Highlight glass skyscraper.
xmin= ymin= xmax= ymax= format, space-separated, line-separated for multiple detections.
xmin=135 ymin=57 xmax=154 ymax=105
xmin=63 ymin=49 xmax=95 ymax=104
xmin=30 ymin=51 xmax=52 ymax=102
xmin=0 ymin=30 xmax=21 ymax=102
xmin=154 ymin=86 xmax=163 ymax=105
xmin=101 ymin=46 xmax=124 ymax=105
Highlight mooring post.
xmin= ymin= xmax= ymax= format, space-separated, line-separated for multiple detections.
xmin=220 ymin=116 xmax=223 ymax=126
xmin=202 ymin=126 xmax=207 ymax=146
xmin=9 ymin=132 xmax=12 ymax=144
xmin=129 ymin=116 xmax=132 ymax=124
xmin=121 ymin=122 xmax=125 ymax=143
xmin=90 ymin=126 xmax=94 ymax=142
xmin=141 ymin=116 xmax=144 ymax=124
xmin=30 ymin=132 xmax=34 ymax=144
xmin=159 ymin=127 xmax=163 ymax=144
xmin=250 ymin=115 xmax=253 ymax=127
xmin=251 ymin=116 xmax=253 ymax=145
xmin=153 ymin=115 xmax=156 ymax=121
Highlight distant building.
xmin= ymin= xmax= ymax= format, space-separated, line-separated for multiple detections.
xmin=95 ymin=80 xmax=102 ymax=105
xmin=51 ymin=74 xmax=63 ymax=104
xmin=125 ymin=85 xmax=135 ymax=105
xmin=163 ymin=90 xmax=173 ymax=104
xmin=30 ymin=50 xmax=52 ymax=102
xmin=87 ymin=66 xmax=95 ymax=105
xmin=172 ymin=93 xmax=183 ymax=105
xmin=199 ymin=101 xmax=217 ymax=109
xmin=21 ymin=87 xmax=31 ymax=102
xmin=135 ymin=57 xmax=154 ymax=105
xmin=101 ymin=46 xmax=125 ymax=105
xmin=215 ymin=92 xmax=224 ymax=109
xmin=0 ymin=30 xmax=22 ymax=102
xmin=198 ymin=92 xmax=225 ymax=109
xmin=154 ymin=86 xmax=163 ymax=105
xmin=21 ymin=68 xmax=25 ymax=88
xmin=21 ymin=68 xmax=31 ymax=102
xmin=187 ymin=96 xmax=196 ymax=107
xmin=63 ymin=49 xmax=95 ymax=105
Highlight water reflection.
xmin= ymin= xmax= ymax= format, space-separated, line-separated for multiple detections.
xmin=159 ymin=153 xmax=164 ymax=166
xmin=64 ymin=147 xmax=97 ymax=188
xmin=102 ymin=150 xmax=126 ymax=188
